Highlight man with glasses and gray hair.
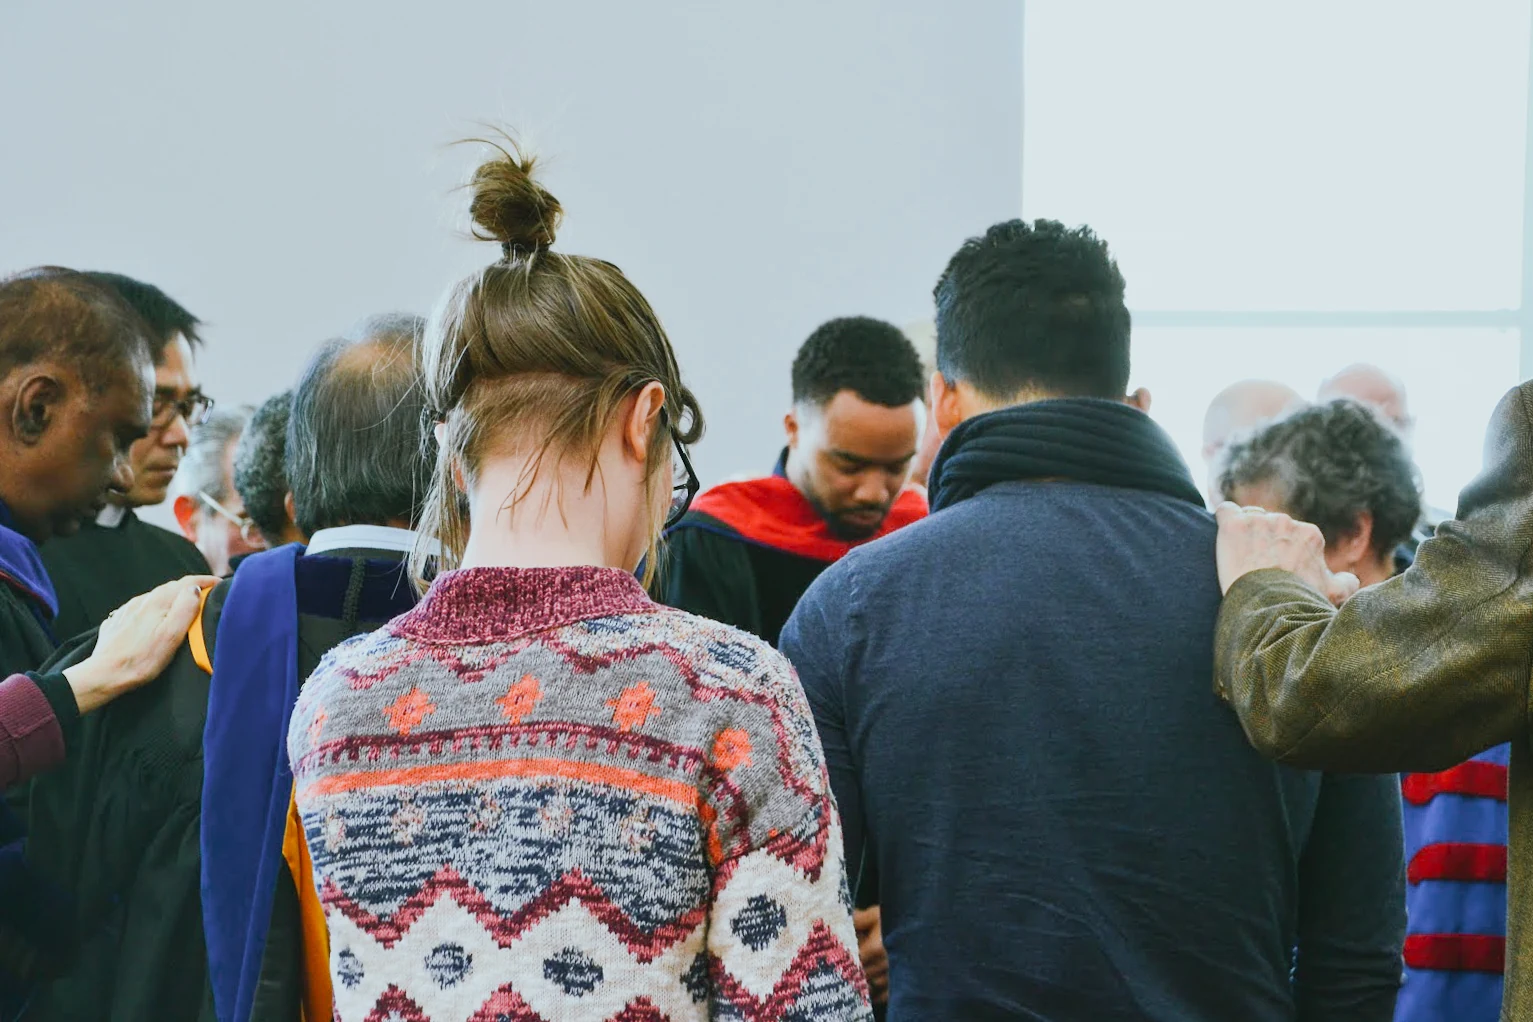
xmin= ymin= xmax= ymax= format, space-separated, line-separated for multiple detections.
xmin=22 ymin=313 xmax=434 ymax=1022
xmin=40 ymin=272 xmax=213 ymax=639
xmin=170 ymin=407 xmax=268 ymax=576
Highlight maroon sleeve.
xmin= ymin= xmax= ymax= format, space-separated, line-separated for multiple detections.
xmin=0 ymin=671 xmax=64 ymax=788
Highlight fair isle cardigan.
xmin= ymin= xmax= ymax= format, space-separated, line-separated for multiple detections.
xmin=287 ymin=565 xmax=871 ymax=1022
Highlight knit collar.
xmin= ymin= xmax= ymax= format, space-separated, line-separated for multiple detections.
xmin=928 ymin=398 xmax=1204 ymax=513
xmin=391 ymin=565 xmax=655 ymax=643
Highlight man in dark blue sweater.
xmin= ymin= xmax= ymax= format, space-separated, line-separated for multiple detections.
xmin=780 ymin=219 xmax=1406 ymax=1021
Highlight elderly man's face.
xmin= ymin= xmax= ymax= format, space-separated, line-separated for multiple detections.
xmin=177 ymin=437 xmax=266 ymax=575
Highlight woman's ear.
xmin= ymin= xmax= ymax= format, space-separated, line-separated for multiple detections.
xmin=624 ymin=381 xmax=667 ymax=463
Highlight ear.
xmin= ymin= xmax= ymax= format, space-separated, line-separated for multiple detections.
xmin=1126 ymin=387 xmax=1152 ymax=413
xmin=784 ymin=409 xmax=800 ymax=450
xmin=932 ymin=373 xmax=965 ymax=434
xmin=283 ymin=491 xmax=298 ymax=528
xmin=1330 ymin=510 xmax=1376 ymax=573
xmin=172 ymin=494 xmax=199 ymax=541
xmin=623 ymin=381 xmax=667 ymax=464
xmin=12 ymin=373 xmax=63 ymax=446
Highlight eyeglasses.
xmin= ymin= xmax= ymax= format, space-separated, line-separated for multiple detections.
xmin=664 ymin=413 xmax=699 ymax=529
xmin=197 ymin=490 xmax=267 ymax=548
xmin=153 ymin=391 xmax=214 ymax=430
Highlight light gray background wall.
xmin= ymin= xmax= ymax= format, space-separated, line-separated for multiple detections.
xmin=2 ymin=1 xmax=1022 ymax=500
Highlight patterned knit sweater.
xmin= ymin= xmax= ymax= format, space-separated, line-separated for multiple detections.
xmin=288 ymin=566 xmax=871 ymax=1022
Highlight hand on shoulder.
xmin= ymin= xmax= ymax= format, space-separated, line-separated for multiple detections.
xmin=63 ymin=574 xmax=219 ymax=714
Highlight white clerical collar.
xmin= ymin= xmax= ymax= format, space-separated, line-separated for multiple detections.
xmin=305 ymin=524 xmax=419 ymax=557
xmin=96 ymin=505 xmax=129 ymax=529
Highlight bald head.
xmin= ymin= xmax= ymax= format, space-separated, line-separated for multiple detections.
xmin=1202 ymin=380 xmax=1305 ymax=505
xmin=1203 ymin=380 xmax=1306 ymax=456
xmin=1318 ymin=364 xmax=1411 ymax=434
xmin=286 ymin=316 xmax=429 ymax=535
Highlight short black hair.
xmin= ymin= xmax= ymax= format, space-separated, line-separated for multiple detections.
xmin=234 ymin=390 xmax=293 ymax=545
xmin=0 ymin=267 xmax=154 ymax=392
xmin=81 ymin=271 xmax=202 ymax=361
xmin=934 ymin=219 xmax=1131 ymax=400
xmin=1219 ymin=399 xmax=1422 ymax=559
xmin=287 ymin=318 xmax=431 ymax=535
xmin=790 ymin=316 xmax=925 ymax=408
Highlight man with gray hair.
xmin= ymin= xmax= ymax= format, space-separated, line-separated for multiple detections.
xmin=22 ymin=314 xmax=432 ymax=1022
xmin=234 ymin=390 xmax=303 ymax=549
xmin=1220 ymin=399 xmax=1421 ymax=588
xmin=171 ymin=407 xmax=267 ymax=576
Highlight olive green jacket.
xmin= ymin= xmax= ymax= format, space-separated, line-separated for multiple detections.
xmin=1215 ymin=380 xmax=1533 ymax=1021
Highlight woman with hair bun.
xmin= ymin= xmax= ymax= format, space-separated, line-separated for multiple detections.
xmin=288 ymin=141 xmax=871 ymax=1021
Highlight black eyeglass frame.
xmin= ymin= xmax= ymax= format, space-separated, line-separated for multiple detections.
xmin=663 ymin=411 xmax=699 ymax=529
xmin=152 ymin=391 xmax=216 ymax=430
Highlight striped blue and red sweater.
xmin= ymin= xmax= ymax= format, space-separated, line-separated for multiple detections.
xmin=1397 ymin=744 xmax=1509 ymax=1022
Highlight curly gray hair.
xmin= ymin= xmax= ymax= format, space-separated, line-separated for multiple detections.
xmin=233 ymin=390 xmax=293 ymax=545
xmin=1219 ymin=398 xmax=1422 ymax=558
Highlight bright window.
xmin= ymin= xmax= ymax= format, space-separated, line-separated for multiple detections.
xmin=1023 ymin=0 xmax=1530 ymax=510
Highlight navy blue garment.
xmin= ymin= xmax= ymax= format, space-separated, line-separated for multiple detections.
xmin=781 ymin=399 xmax=1406 ymax=1022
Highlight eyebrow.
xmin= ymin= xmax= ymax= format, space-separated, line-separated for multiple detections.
xmin=829 ymin=448 xmax=917 ymax=468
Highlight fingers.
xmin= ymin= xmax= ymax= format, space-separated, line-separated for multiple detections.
xmin=1326 ymin=571 xmax=1361 ymax=607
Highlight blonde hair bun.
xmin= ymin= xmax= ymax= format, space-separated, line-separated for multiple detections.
xmin=468 ymin=143 xmax=563 ymax=255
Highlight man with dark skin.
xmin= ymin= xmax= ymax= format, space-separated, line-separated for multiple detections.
xmin=658 ymin=315 xmax=928 ymax=648
xmin=23 ymin=315 xmax=433 ymax=1022
xmin=0 ymin=266 xmax=216 ymax=1014
xmin=41 ymin=273 xmax=212 ymax=640
xmin=656 ymin=316 xmax=925 ymax=1011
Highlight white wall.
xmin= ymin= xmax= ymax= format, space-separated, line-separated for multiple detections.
xmin=1 ymin=1 xmax=1023 ymax=496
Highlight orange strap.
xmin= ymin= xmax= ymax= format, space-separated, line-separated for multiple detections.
xmin=282 ymin=788 xmax=333 ymax=1022
xmin=188 ymin=585 xmax=213 ymax=674
xmin=193 ymin=586 xmax=331 ymax=1019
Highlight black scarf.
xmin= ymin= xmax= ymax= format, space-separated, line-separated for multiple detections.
xmin=927 ymin=398 xmax=1205 ymax=513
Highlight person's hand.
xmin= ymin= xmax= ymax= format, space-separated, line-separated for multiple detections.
xmin=62 ymin=575 xmax=218 ymax=714
xmin=854 ymin=905 xmax=889 ymax=1006
xmin=1215 ymin=503 xmax=1359 ymax=607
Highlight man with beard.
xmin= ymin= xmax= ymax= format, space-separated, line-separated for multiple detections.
xmin=658 ymin=316 xmax=927 ymax=646
xmin=781 ymin=221 xmax=1405 ymax=1020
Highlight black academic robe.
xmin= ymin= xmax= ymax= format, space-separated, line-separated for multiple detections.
xmin=20 ymin=547 xmax=417 ymax=1022
xmin=0 ymin=582 xmax=57 ymax=681
xmin=0 ymin=581 xmax=64 ymax=1016
xmin=657 ymin=525 xmax=831 ymax=646
xmin=41 ymin=511 xmax=210 ymax=645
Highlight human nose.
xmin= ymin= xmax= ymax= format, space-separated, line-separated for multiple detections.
xmin=159 ymin=412 xmax=190 ymax=450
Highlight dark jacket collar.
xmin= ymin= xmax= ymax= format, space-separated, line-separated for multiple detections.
xmin=928 ymin=398 xmax=1204 ymax=513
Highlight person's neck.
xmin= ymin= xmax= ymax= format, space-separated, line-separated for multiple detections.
xmin=456 ymin=460 xmax=633 ymax=573
xmin=1356 ymin=554 xmax=1397 ymax=589
xmin=958 ymin=385 xmax=1069 ymax=422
